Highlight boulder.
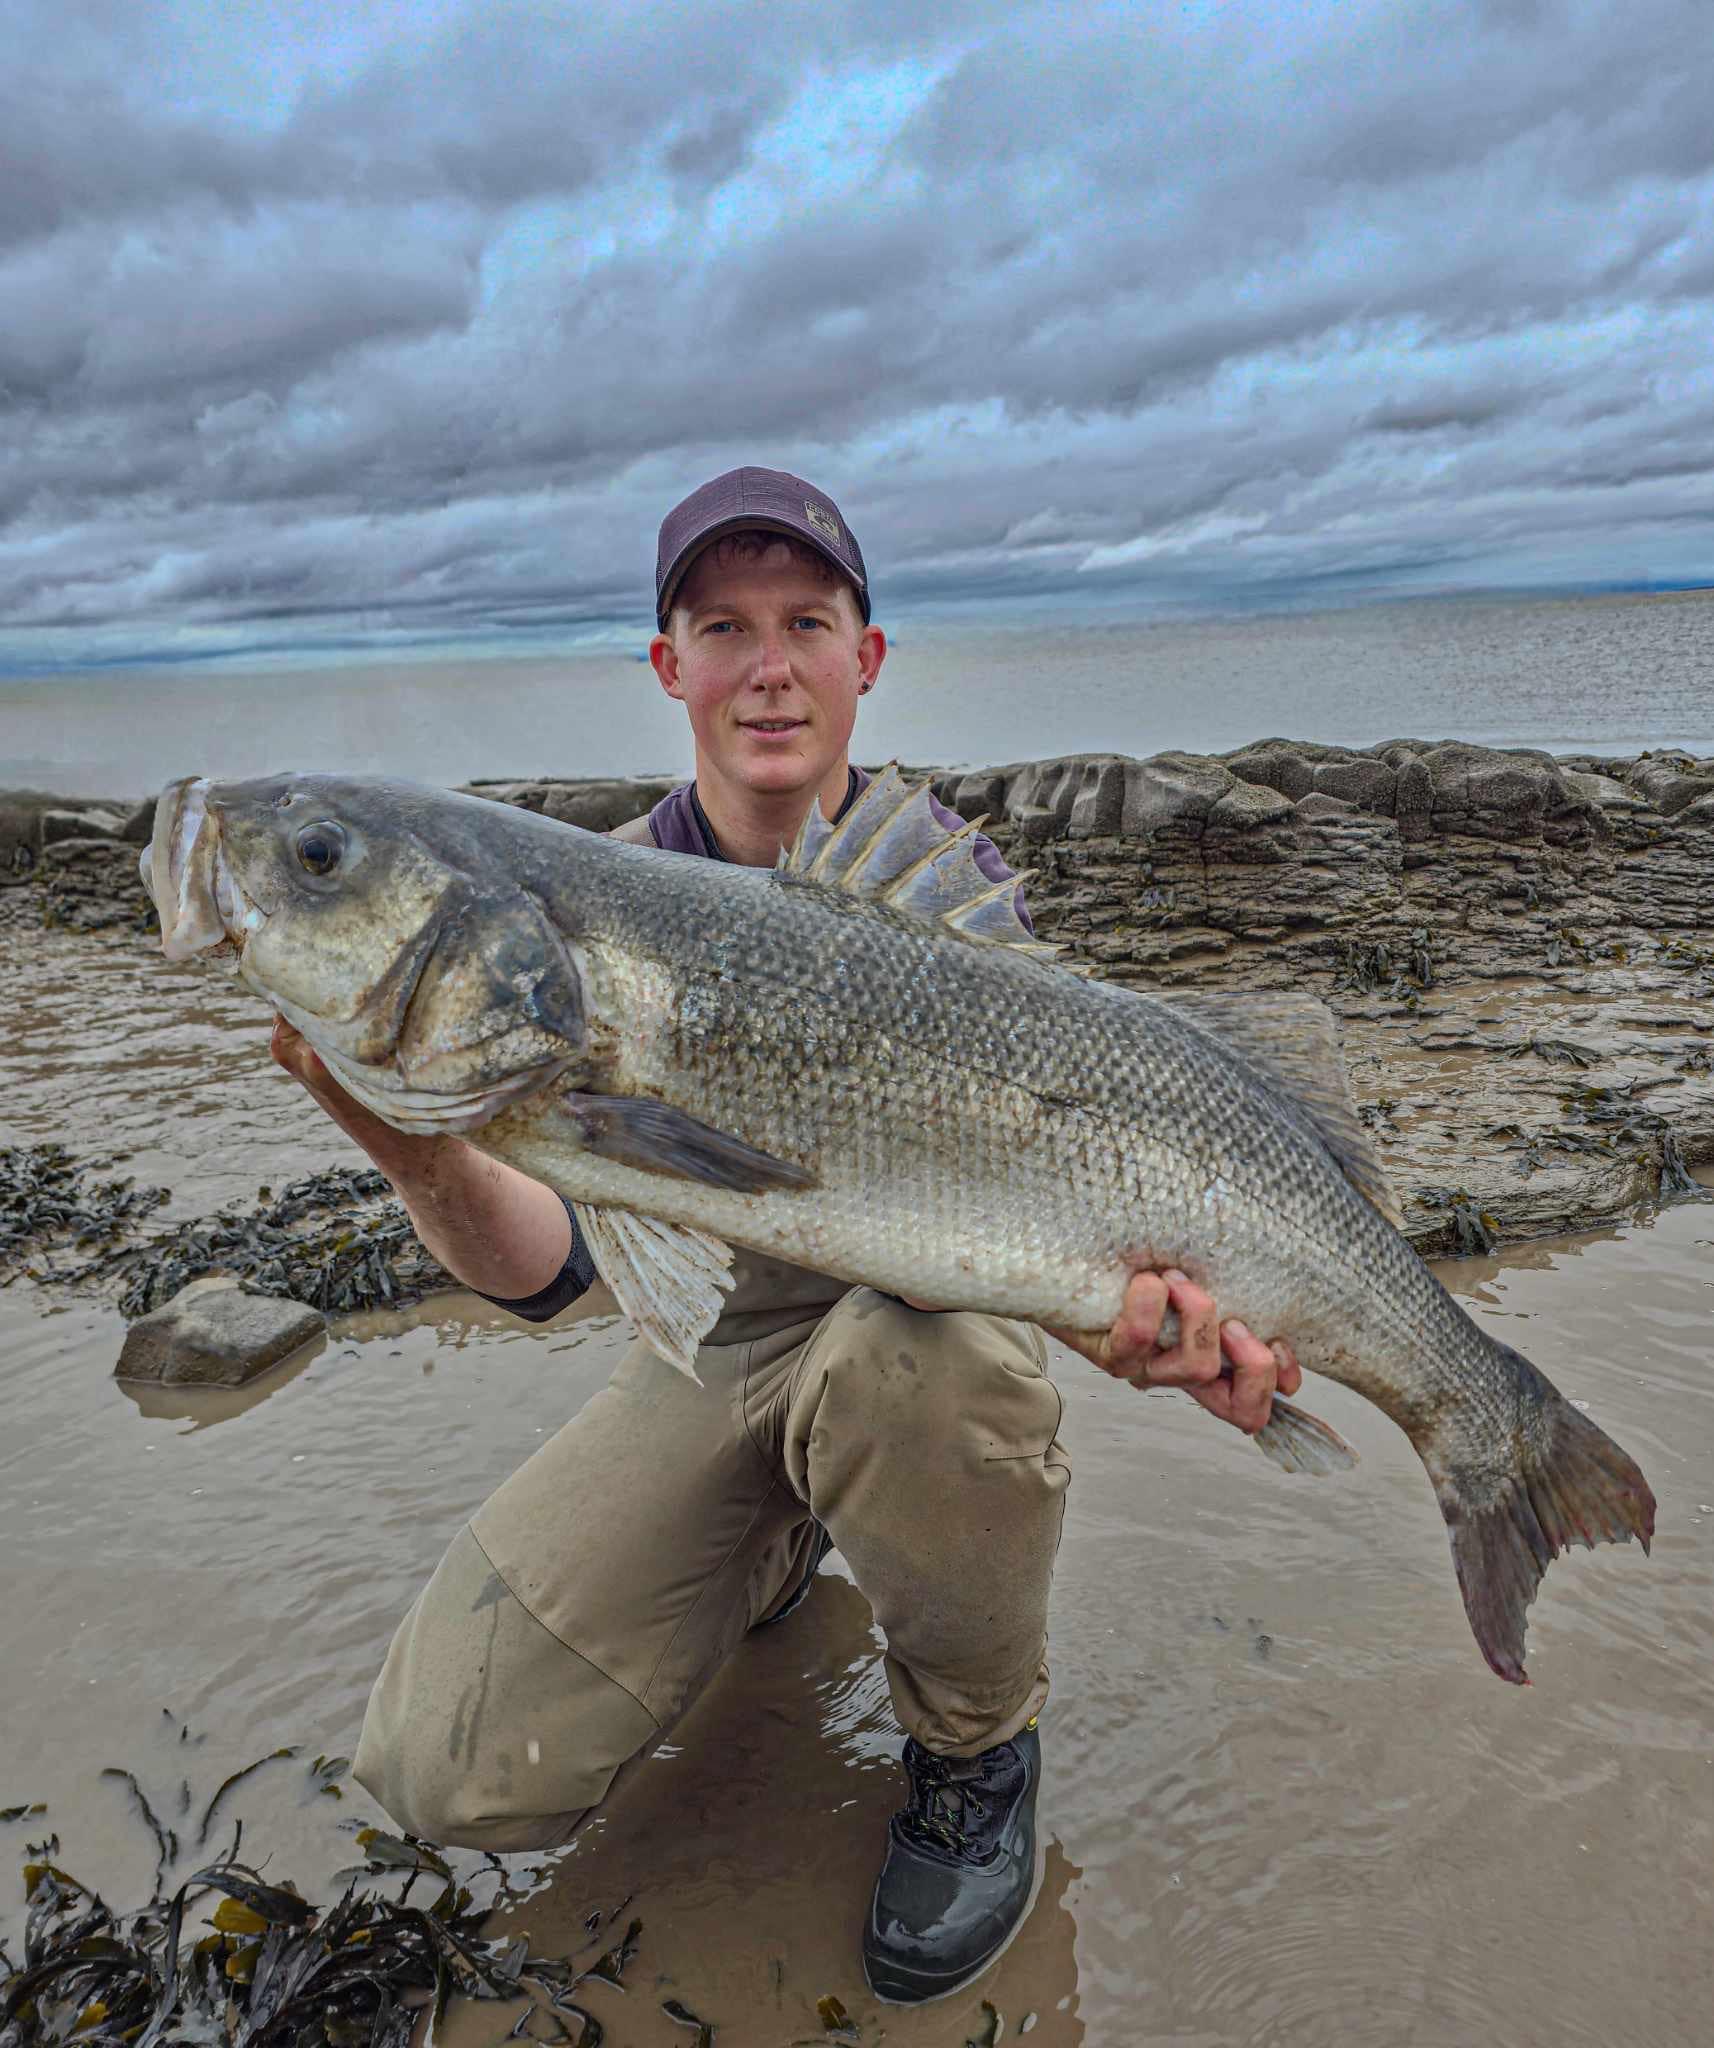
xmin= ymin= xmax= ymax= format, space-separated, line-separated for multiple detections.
xmin=1118 ymin=752 xmax=1236 ymax=837
xmin=1625 ymin=753 xmax=1714 ymax=817
xmin=1313 ymin=757 xmax=1396 ymax=812
xmin=119 ymin=796 xmax=158 ymax=844
xmin=1223 ymin=740 xmax=1316 ymax=802
xmin=115 ymin=1277 xmax=325 ymax=1388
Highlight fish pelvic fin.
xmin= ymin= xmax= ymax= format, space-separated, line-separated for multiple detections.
xmin=1431 ymin=1344 xmax=1656 ymax=1684
xmin=573 ymin=1204 xmax=734 ymax=1379
xmin=1154 ymin=991 xmax=1403 ymax=1229
xmin=1252 ymin=1395 xmax=1359 ymax=1475
xmin=777 ymin=763 xmax=1054 ymax=960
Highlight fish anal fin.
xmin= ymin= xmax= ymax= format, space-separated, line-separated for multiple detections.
xmin=1253 ymin=1396 xmax=1359 ymax=1475
xmin=1158 ymin=991 xmax=1403 ymax=1228
xmin=559 ymin=1091 xmax=816 ymax=1194
xmin=573 ymin=1205 xmax=733 ymax=1378
xmin=779 ymin=763 xmax=1039 ymax=950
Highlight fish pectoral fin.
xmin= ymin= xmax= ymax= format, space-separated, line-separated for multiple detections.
xmin=1251 ymin=1395 xmax=1359 ymax=1475
xmin=560 ymin=1092 xmax=816 ymax=1193
xmin=573 ymin=1204 xmax=735 ymax=1379
xmin=1155 ymin=991 xmax=1404 ymax=1230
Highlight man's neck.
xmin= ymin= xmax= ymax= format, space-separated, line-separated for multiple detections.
xmin=691 ymin=754 xmax=853 ymax=867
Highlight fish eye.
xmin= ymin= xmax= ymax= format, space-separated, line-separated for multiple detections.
xmin=295 ymin=822 xmax=345 ymax=876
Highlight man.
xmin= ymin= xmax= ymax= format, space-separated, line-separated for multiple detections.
xmin=274 ymin=467 xmax=1300 ymax=2006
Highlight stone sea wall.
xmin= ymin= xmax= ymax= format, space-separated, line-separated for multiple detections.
xmin=5 ymin=740 xmax=1711 ymax=1270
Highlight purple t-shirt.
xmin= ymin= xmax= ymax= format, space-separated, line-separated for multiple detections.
xmin=481 ymin=766 xmax=1031 ymax=1323
xmin=646 ymin=766 xmax=1033 ymax=932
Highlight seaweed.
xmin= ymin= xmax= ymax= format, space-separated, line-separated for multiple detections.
xmin=1 ymin=1752 xmax=653 ymax=2048
xmin=66 ymin=1169 xmax=452 ymax=1321
xmin=1413 ymin=1187 xmax=1499 ymax=1254
xmin=1503 ymin=1036 xmax=1599 ymax=1069
xmin=0 ymin=1146 xmax=169 ymax=1279
xmin=1333 ymin=928 xmax=1435 ymax=998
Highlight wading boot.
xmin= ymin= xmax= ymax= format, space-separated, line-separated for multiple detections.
xmin=863 ymin=1719 xmax=1042 ymax=2005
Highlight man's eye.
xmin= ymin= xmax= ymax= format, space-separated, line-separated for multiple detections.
xmin=791 ymin=615 xmax=826 ymax=630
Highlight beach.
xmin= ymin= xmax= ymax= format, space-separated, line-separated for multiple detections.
xmin=4 ymin=730 xmax=1713 ymax=2043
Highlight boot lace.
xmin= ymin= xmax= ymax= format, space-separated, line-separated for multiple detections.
xmin=895 ymin=1738 xmax=1019 ymax=1865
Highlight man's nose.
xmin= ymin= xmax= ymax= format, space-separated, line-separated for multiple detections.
xmin=751 ymin=630 xmax=794 ymax=686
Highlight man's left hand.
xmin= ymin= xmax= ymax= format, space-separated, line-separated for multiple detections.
xmin=1045 ymin=1268 xmax=1301 ymax=1437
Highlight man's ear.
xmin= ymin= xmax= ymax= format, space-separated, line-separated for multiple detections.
xmin=857 ymin=621 xmax=887 ymax=693
xmin=649 ymin=629 xmax=684 ymax=700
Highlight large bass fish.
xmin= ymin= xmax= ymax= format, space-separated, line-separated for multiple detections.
xmin=142 ymin=766 xmax=1654 ymax=1684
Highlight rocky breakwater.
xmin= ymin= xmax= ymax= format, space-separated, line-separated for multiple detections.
xmin=925 ymin=740 xmax=1714 ymax=1252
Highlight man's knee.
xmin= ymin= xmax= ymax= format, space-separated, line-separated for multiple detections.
xmin=823 ymin=1288 xmax=1047 ymax=1402
xmin=807 ymin=1290 xmax=1057 ymax=1465
xmin=353 ymin=1527 xmax=659 ymax=1852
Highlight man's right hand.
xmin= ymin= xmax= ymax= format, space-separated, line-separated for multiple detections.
xmin=270 ymin=1014 xmax=432 ymax=1172
xmin=268 ymin=1016 xmax=573 ymax=1300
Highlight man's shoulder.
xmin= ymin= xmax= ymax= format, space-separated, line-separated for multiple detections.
xmin=609 ymin=814 xmax=658 ymax=846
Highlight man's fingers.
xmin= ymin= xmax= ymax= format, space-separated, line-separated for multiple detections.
xmin=1134 ymin=1270 xmax=1222 ymax=1387
xmin=1273 ymin=1340 xmax=1302 ymax=1398
xmin=1217 ymin=1318 xmax=1277 ymax=1434
xmin=1104 ymin=1271 xmax=1169 ymax=1370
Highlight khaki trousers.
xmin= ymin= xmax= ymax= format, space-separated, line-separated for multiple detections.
xmin=352 ymin=1289 xmax=1071 ymax=1852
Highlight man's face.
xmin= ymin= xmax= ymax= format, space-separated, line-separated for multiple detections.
xmin=650 ymin=539 xmax=885 ymax=800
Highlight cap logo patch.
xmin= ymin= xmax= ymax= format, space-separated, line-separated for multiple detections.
xmin=804 ymin=499 xmax=843 ymax=545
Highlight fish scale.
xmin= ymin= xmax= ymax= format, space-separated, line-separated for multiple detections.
xmin=141 ymin=765 xmax=1656 ymax=1683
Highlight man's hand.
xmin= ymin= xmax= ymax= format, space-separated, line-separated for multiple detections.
xmin=269 ymin=1016 xmax=573 ymax=1300
xmin=1046 ymin=1269 xmax=1301 ymax=1437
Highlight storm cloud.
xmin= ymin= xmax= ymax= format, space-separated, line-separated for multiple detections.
xmin=4 ymin=0 xmax=1711 ymax=668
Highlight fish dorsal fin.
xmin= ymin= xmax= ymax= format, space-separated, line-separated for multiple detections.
xmin=779 ymin=763 xmax=1055 ymax=959
xmin=571 ymin=1203 xmax=734 ymax=1379
xmin=1156 ymin=992 xmax=1403 ymax=1228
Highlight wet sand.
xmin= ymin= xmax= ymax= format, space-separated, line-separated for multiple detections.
xmin=3 ymin=930 xmax=1711 ymax=2043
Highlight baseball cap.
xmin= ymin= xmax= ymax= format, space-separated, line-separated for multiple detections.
xmin=655 ymin=466 xmax=870 ymax=628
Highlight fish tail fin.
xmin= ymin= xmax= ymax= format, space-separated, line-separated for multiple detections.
xmin=1252 ymin=1394 xmax=1359 ymax=1475
xmin=1433 ymin=1344 xmax=1655 ymax=1685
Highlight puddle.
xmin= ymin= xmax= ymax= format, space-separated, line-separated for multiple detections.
xmin=3 ymin=931 xmax=1711 ymax=2043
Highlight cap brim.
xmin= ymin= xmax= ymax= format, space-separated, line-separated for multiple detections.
xmin=657 ymin=516 xmax=869 ymax=627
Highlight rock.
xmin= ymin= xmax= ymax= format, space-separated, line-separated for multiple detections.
xmin=1207 ymin=778 xmax=1294 ymax=828
xmin=115 ymin=1277 xmax=326 ymax=1388
xmin=40 ymin=806 xmax=125 ymax=846
xmin=1119 ymin=752 xmax=1235 ymax=837
xmin=119 ymin=796 xmax=158 ymax=844
xmin=1314 ymin=757 xmax=1396 ymax=811
xmin=1625 ymin=752 xmax=1714 ymax=816
xmin=464 ymin=777 xmax=678 ymax=832
xmin=1223 ymin=741 xmax=1316 ymax=802
xmin=1294 ymin=790 xmax=1357 ymax=820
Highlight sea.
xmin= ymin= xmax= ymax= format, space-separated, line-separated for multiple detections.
xmin=3 ymin=587 xmax=1711 ymax=799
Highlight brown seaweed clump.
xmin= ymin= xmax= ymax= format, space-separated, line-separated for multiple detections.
xmin=2 ymin=1763 xmax=646 ymax=2048
xmin=0 ymin=1146 xmax=169 ymax=1281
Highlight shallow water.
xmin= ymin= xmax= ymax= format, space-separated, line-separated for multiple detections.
xmin=3 ymin=927 xmax=1711 ymax=2043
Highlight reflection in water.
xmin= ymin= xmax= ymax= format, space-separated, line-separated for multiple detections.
xmin=116 ymin=1330 xmax=326 ymax=1431
xmin=3 ymin=926 xmax=1712 ymax=2041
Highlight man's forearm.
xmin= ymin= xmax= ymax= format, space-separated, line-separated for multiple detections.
xmin=382 ymin=1136 xmax=574 ymax=1302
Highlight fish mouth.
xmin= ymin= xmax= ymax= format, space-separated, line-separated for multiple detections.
xmin=142 ymin=776 xmax=267 ymax=962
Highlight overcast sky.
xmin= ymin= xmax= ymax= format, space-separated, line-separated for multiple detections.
xmin=4 ymin=0 xmax=1712 ymax=673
